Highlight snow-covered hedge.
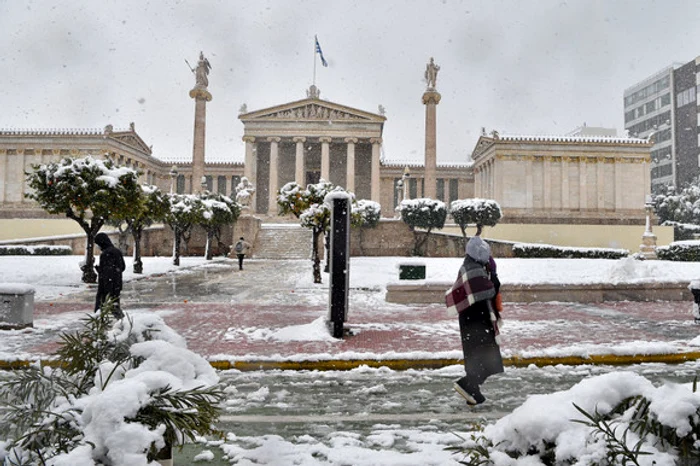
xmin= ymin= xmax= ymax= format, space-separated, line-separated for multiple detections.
xmin=397 ymin=198 xmax=447 ymax=231
xmin=656 ymin=240 xmax=700 ymax=261
xmin=512 ymin=243 xmax=629 ymax=259
xmin=0 ymin=245 xmax=72 ymax=256
xmin=352 ymin=199 xmax=381 ymax=228
xmin=460 ymin=372 xmax=700 ymax=465
xmin=662 ymin=221 xmax=700 ymax=241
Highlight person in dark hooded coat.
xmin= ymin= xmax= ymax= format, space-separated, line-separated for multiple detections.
xmin=94 ymin=232 xmax=126 ymax=318
xmin=445 ymin=236 xmax=503 ymax=405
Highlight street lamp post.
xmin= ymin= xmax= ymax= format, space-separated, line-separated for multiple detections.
xmin=169 ymin=165 xmax=178 ymax=194
xmin=402 ymin=166 xmax=411 ymax=201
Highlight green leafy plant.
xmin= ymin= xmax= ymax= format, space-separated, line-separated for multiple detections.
xmin=397 ymin=198 xmax=447 ymax=256
xmin=0 ymin=300 xmax=224 ymax=465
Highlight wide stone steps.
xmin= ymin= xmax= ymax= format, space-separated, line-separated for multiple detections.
xmin=253 ymin=224 xmax=312 ymax=260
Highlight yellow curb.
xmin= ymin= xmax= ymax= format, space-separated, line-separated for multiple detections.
xmin=4 ymin=352 xmax=700 ymax=372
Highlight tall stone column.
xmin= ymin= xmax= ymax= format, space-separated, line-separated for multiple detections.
xmin=345 ymin=137 xmax=358 ymax=192
xmin=268 ymin=137 xmax=281 ymax=214
xmin=243 ymin=136 xmax=256 ymax=210
xmin=189 ymin=86 xmax=212 ymax=193
xmin=320 ymin=137 xmax=332 ymax=182
xmin=293 ymin=137 xmax=306 ymax=186
xmin=422 ymin=90 xmax=441 ymax=200
xmin=562 ymin=156 xmax=570 ymax=209
xmin=370 ymin=137 xmax=382 ymax=203
xmin=614 ymin=156 xmax=623 ymax=210
xmin=579 ymin=157 xmax=588 ymax=210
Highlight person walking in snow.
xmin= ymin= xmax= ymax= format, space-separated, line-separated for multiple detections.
xmin=94 ymin=232 xmax=126 ymax=319
xmin=445 ymin=236 xmax=503 ymax=405
xmin=233 ymin=237 xmax=252 ymax=271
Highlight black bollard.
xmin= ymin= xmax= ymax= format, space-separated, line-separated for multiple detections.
xmin=328 ymin=196 xmax=350 ymax=338
xmin=691 ymin=284 xmax=700 ymax=323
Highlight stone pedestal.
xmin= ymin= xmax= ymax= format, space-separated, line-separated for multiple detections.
xmin=422 ymin=90 xmax=441 ymax=199
xmin=639 ymin=231 xmax=657 ymax=259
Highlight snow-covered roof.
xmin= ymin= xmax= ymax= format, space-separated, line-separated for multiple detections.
xmin=498 ymin=134 xmax=651 ymax=145
xmin=0 ymin=127 xmax=109 ymax=136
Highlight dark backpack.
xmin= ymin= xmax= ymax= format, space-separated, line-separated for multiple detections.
xmin=235 ymin=241 xmax=244 ymax=253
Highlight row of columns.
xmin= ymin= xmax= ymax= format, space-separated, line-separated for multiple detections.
xmin=243 ymin=136 xmax=382 ymax=214
xmin=477 ymin=156 xmax=637 ymax=211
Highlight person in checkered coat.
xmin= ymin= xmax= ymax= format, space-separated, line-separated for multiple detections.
xmin=445 ymin=236 xmax=503 ymax=405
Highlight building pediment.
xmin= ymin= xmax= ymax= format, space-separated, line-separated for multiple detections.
xmin=107 ymin=130 xmax=152 ymax=155
xmin=470 ymin=135 xmax=495 ymax=160
xmin=239 ymin=98 xmax=386 ymax=123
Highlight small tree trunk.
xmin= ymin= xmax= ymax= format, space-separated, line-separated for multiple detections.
xmin=312 ymin=228 xmax=322 ymax=284
xmin=415 ymin=227 xmax=432 ymax=257
xmin=475 ymin=224 xmax=483 ymax=237
xmin=173 ymin=226 xmax=181 ymax=266
xmin=81 ymin=234 xmax=98 ymax=283
xmin=133 ymin=227 xmax=143 ymax=274
xmin=205 ymin=230 xmax=213 ymax=260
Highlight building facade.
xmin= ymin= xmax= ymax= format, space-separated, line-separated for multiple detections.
xmin=471 ymin=133 xmax=653 ymax=224
xmin=624 ymin=57 xmax=700 ymax=191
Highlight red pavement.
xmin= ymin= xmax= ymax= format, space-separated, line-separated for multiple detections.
xmin=25 ymin=298 xmax=700 ymax=367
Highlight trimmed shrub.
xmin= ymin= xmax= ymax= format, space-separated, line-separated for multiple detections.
xmin=513 ymin=243 xmax=629 ymax=259
xmin=656 ymin=240 xmax=700 ymax=261
xmin=0 ymin=245 xmax=72 ymax=256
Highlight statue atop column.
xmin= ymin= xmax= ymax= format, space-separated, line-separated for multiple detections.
xmin=194 ymin=51 xmax=211 ymax=88
xmin=424 ymin=57 xmax=440 ymax=90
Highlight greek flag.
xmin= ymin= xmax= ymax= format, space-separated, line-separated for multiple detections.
xmin=315 ymin=35 xmax=328 ymax=67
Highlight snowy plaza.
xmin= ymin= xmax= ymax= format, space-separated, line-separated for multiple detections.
xmin=2 ymin=255 xmax=700 ymax=464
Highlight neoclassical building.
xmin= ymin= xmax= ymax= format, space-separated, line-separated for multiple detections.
xmin=470 ymin=131 xmax=653 ymax=224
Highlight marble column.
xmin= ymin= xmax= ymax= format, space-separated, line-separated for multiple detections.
xmin=188 ymin=85 xmax=212 ymax=193
xmin=579 ymin=157 xmax=588 ymax=210
xmin=243 ymin=136 xmax=256 ymax=210
xmin=596 ymin=157 xmax=605 ymax=210
xmin=344 ymin=137 xmax=358 ymax=192
xmin=525 ymin=156 xmax=534 ymax=209
xmin=293 ymin=137 xmax=306 ymax=186
xmin=561 ymin=156 xmax=570 ymax=209
xmin=268 ymin=137 xmax=281 ymax=214
xmin=0 ymin=149 xmax=7 ymax=203
xmin=370 ymin=137 xmax=382 ymax=203
xmin=614 ymin=156 xmax=623 ymax=210
xmin=543 ymin=156 xmax=552 ymax=210
xmin=320 ymin=137 xmax=332 ymax=182
xmin=422 ymin=90 xmax=441 ymax=199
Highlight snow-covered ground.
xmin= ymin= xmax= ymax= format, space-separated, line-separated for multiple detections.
xmin=2 ymin=255 xmax=700 ymax=465
xmin=2 ymin=255 xmax=698 ymax=302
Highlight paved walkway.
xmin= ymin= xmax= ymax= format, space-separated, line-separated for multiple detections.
xmin=3 ymin=259 xmax=700 ymax=370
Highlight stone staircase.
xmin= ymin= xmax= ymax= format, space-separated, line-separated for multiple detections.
xmin=252 ymin=224 xmax=313 ymax=260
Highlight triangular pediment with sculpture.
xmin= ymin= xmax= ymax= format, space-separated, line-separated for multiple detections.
xmin=240 ymin=93 xmax=386 ymax=124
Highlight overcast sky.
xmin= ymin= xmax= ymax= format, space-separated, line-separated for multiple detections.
xmin=2 ymin=0 xmax=699 ymax=165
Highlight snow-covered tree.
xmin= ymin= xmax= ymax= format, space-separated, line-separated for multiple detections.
xmin=278 ymin=180 xmax=338 ymax=283
xmin=130 ymin=185 xmax=170 ymax=273
xmin=653 ymin=179 xmax=700 ymax=225
xmin=165 ymin=193 xmax=202 ymax=266
xmin=198 ymin=191 xmax=241 ymax=260
xmin=450 ymin=198 xmax=502 ymax=240
xmin=25 ymin=156 xmax=140 ymax=283
xmin=398 ymin=198 xmax=447 ymax=256
xmin=351 ymin=199 xmax=381 ymax=228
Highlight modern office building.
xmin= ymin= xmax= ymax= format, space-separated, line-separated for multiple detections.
xmin=624 ymin=58 xmax=700 ymax=192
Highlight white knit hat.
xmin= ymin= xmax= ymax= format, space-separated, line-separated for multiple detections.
xmin=466 ymin=236 xmax=490 ymax=264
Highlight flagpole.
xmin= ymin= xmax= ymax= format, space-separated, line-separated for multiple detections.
xmin=312 ymin=35 xmax=317 ymax=87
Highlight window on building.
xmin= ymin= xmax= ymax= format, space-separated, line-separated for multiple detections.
xmin=204 ymin=175 xmax=213 ymax=191
xmin=645 ymin=101 xmax=656 ymax=113
xmin=436 ymin=178 xmax=445 ymax=201
xmin=676 ymin=87 xmax=696 ymax=108
xmin=661 ymin=93 xmax=671 ymax=107
xmin=409 ymin=178 xmax=418 ymax=199
xmin=176 ymin=174 xmax=185 ymax=194
xmin=624 ymin=110 xmax=635 ymax=123
xmin=217 ymin=175 xmax=226 ymax=194
xmin=449 ymin=179 xmax=459 ymax=203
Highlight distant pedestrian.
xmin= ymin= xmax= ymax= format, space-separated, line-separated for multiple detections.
xmin=233 ymin=237 xmax=251 ymax=270
xmin=445 ymin=236 xmax=503 ymax=405
xmin=94 ymin=232 xmax=125 ymax=319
